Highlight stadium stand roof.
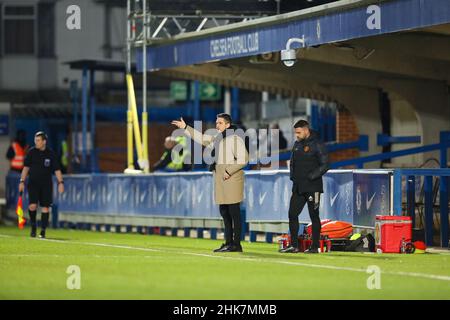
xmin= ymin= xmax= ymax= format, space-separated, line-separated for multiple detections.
xmin=136 ymin=0 xmax=450 ymax=71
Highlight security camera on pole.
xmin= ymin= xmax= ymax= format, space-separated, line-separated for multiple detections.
xmin=281 ymin=35 xmax=306 ymax=67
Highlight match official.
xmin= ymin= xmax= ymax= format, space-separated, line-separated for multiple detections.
xmin=18 ymin=131 xmax=64 ymax=238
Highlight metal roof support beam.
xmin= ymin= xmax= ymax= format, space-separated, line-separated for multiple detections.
xmin=152 ymin=17 xmax=168 ymax=38
xmin=196 ymin=18 xmax=209 ymax=32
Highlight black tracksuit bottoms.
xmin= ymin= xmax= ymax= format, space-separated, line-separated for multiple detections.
xmin=219 ymin=203 xmax=241 ymax=246
xmin=288 ymin=191 xmax=321 ymax=249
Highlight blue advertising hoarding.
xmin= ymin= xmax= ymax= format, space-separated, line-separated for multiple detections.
xmin=6 ymin=170 xmax=391 ymax=228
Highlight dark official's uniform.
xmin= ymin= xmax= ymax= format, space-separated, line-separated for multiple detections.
xmin=289 ymin=130 xmax=329 ymax=250
xmin=24 ymin=147 xmax=60 ymax=207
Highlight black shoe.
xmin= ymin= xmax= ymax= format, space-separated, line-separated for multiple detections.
xmin=279 ymin=245 xmax=300 ymax=253
xmin=304 ymin=247 xmax=320 ymax=254
xmin=30 ymin=227 xmax=37 ymax=238
xmin=228 ymin=244 xmax=243 ymax=252
xmin=39 ymin=230 xmax=46 ymax=239
xmin=213 ymin=243 xmax=230 ymax=252
xmin=221 ymin=244 xmax=243 ymax=252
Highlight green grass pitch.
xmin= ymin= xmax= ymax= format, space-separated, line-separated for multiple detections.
xmin=1 ymin=226 xmax=449 ymax=300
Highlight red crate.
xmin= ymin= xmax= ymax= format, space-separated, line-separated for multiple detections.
xmin=375 ymin=215 xmax=412 ymax=253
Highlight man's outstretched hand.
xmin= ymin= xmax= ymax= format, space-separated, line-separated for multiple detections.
xmin=171 ymin=117 xmax=186 ymax=129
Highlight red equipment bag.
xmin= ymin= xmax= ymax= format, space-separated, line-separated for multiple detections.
xmin=306 ymin=219 xmax=353 ymax=239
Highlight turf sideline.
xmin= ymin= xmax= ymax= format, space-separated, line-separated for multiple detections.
xmin=1 ymin=233 xmax=449 ymax=282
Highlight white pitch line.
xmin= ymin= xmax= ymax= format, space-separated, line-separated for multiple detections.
xmin=386 ymin=271 xmax=450 ymax=282
xmin=1 ymin=233 xmax=450 ymax=282
xmin=0 ymin=254 xmax=158 ymax=259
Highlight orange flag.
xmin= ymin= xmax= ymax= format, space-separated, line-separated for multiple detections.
xmin=16 ymin=192 xmax=26 ymax=229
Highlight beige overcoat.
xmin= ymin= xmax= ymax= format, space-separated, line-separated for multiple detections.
xmin=185 ymin=126 xmax=248 ymax=205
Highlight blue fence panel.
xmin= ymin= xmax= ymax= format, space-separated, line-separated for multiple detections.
xmin=245 ymin=170 xmax=391 ymax=227
xmin=6 ymin=172 xmax=17 ymax=211
xmin=245 ymin=172 xmax=298 ymax=222
xmin=153 ymin=175 xmax=171 ymax=216
xmin=135 ymin=176 xmax=150 ymax=214
xmin=5 ymin=170 xmax=391 ymax=229
xmin=117 ymin=176 xmax=135 ymax=215
xmin=7 ymin=168 xmax=449 ymax=245
xmin=322 ymin=172 xmax=354 ymax=223
xmin=188 ymin=174 xmax=218 ymax=218
xmin=352 ymin=173 xmax=391 ymax=227
xmin=86 ymin=176 xmax=101 ymax=213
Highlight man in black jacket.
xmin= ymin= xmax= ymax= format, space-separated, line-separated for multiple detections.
xmin=280 ymin=120 xmax=329 ymax=254
xmin=19 ymin=131 xmax=64 ymax=238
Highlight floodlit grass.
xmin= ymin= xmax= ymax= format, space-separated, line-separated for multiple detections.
xmin=1 ymin=226 xmax=449 ymax=300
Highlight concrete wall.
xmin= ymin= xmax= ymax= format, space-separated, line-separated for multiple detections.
xmin=388 ymin=93 xmax=423 ymax=166
xmin=381 ymin=79 xmax=450 ymax=167
xmin=0 ymin=57 xmax=39 ymax=90
xmin=0 ymin=0 xmax=127 ymax=91
xmin=55 ymin=0 xmax=126 ymax=88
xmin=330 ymin=86 xmax=383 ymax=168
xmin=327 ymin=81 xmax=449 ymax=168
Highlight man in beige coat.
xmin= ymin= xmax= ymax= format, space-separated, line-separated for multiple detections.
xmin=172 ymin=114 xmax=248 ymax=252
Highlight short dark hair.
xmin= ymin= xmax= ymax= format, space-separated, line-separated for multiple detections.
xmin=294 ymin=120 xmax=310 ymax=129
xmin=35 ymin=131 xmax=48 ymax=141
xmin=217 ymin=113 xmax=232 ymax=124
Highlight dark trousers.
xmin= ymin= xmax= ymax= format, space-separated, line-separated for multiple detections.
xmin=288 ymin=191 xmax=322 ymax=248
xmin=219 ymin=203 xmax=241 ymax=246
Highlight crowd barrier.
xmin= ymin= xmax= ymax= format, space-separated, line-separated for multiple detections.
xmin=6 ymin=169 xmax=393 ymax=241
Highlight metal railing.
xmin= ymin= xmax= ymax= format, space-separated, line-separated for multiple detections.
xmin=393 ymin=168 xmax=449 ymax=247
xmin=332 ymin=131 xmax=450 ymax=169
